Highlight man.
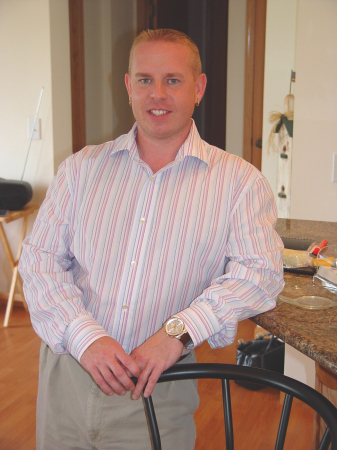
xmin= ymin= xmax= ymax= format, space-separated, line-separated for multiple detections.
xmin=19 ymin=29 xmax=284 ymax=449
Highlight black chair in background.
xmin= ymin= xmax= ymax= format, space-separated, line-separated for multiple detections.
xmin=142 ymin=363 xmax=337 ymax=450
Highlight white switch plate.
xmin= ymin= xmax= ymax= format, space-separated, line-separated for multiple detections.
xmin=333 ymin=153 xmax=337 ymax=182
xmin=28 ymin=117 xmax=41 ymax=140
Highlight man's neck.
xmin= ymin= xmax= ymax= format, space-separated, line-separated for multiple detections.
xmin=136 ymin=128 xmax=190 ymax=174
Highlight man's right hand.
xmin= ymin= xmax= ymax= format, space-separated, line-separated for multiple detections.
xmin=80 ymin=336 xmax=141 ymax=396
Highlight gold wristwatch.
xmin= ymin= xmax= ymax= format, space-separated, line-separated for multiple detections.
xmin=164 ymin=316 xmax=192 ymax=347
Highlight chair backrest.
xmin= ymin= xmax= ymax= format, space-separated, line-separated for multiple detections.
xmin=142 ymin=363 xmax=337 ymax=450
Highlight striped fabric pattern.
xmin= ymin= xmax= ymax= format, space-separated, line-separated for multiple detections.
xmin=19 ymin=121 xmax=284 ymax=362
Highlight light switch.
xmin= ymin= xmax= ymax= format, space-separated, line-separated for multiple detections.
xmin=28 ymin=118 xmax=41 ymax=140
xmin=333 ymin=153 xmax=337 ymax=182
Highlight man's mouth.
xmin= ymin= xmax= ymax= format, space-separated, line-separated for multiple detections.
xmin=150 ymin=110 xmax=169 ymax=116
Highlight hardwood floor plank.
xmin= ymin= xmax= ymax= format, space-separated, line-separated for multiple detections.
xmin=0 ymin=306 xmax=40 ymax=450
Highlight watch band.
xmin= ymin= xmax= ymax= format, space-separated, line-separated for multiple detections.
xmin=178 ymin=330 xmax=192 ymax=347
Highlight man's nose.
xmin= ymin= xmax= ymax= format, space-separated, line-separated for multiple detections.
xmin=150 ymin=82 xmax=167 ymax=100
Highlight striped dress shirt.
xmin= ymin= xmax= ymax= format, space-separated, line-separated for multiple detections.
xmin=19 ymin=121 xmax=284 ymax=362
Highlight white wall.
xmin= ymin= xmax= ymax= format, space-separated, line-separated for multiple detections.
xmin=284 ymin=344 xmax=315 ymax=389
xmin=0 ymin=0 xmax=54 ymax=192
xmin=225 ymin=0 xmax=246 ymax=158
xmin=261 ymin=0 xmax=298 ymax=199
xmin=290 ymin=0 xmax=337 ymax=221
xmin=0 ymin=0 xmax=72 ymax=294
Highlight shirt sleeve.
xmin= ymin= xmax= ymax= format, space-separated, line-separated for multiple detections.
xmin=18 ymin=156 xmax=110 ymax=362
xmin=174 ymin=175 xmax=285 ymax=349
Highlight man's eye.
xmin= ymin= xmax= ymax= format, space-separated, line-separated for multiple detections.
xmin=168 ymin=79 xmax=179 ymax=85
xmin=140 ymin=78 xmax=151 ymax=84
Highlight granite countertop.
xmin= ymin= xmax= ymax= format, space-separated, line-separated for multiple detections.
xmin=251 ymin=218 xmax=337 ymax=376
xmin=275 ymin=218 xmax=337 ymax=243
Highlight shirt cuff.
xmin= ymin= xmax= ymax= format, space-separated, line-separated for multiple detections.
xmin=63 ymin=315 xmax=110 ymax=362
xmin=174 ymin=301 xmax=221 ymax=348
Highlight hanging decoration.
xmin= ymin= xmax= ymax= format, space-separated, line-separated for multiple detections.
xmin=268 ymin=71 xmax=295 ymax=218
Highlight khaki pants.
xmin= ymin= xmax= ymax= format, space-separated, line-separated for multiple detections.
xmin=36 ymin=342 xmax=199 ymax=450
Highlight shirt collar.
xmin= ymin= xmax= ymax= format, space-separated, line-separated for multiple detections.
xmin=176 ymin=120 xmax=209 ymax=167
xmin=109 ymin=122 xmax=138 ymax=157
xmin=109 ymin=120 xmax=210 ymax=167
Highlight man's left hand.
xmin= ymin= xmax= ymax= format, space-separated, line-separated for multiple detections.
xmin=130 ymin=327 xmax=184 ymax=400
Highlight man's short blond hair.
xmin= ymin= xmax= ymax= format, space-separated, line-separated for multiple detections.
xmin=128 ymin=29 xmax=202 ymax=80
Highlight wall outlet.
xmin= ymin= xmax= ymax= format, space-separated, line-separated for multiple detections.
xmin=28 ymin=117 xmax=41 ymax=140
xmin=333 ymin=153 xmax=337 ymax=182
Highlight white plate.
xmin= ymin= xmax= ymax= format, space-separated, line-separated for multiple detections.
xmin=278 ymin=295 xmax=337 ymax=310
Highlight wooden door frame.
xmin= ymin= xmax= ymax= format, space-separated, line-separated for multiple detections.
xmin=69 ymin=0 xmax=86 ymax=153
xmin=243 ymin=0 xmax=266 ymax=170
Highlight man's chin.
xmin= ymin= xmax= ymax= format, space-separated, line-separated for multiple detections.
xmin=135 ymin=115 xmax=192 ymax=145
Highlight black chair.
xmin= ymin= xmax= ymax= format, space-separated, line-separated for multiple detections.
xmin=142 ymin=363 xmax=337 ymax=450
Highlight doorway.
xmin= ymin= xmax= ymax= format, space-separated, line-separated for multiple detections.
xmin=137 ymin=0 xmax=229 ymax=151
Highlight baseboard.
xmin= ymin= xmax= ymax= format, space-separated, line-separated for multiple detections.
xmin=0 ymin=291 xmax=25 ymax=308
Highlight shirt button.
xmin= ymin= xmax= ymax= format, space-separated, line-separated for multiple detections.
xmin=150 ymin=177 xmax=155 ymax=182
xmin=140 ymin=217 xmax=146 ymax=223
xmin=122 ymin=305 xmax=128 ymax=311
xmin=131 ymin=260 xmax=136 ymax=267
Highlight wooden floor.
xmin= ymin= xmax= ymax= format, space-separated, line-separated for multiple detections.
xmin=0 ymin=305 xmax=314 ymax=449
xmin=0 ymin=305 xmax=40 ymax=450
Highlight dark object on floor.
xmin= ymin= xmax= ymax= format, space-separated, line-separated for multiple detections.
xmin=236 ymin=334 xmax=285 ymax=390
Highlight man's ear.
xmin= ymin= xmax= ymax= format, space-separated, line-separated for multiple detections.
xmin=125 ymin=73 xmax=131 ymax=97
xmin=196 ymin=73 xmax=207 ymax=102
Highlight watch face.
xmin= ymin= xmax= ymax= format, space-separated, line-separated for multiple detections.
xmin=166 ymin=317 xmax=184 ymax=337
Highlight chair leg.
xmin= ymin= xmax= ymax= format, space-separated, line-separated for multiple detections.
xmin=4 ymin=265 xmax=19 ymax=327
xmin=275 ymin=393 xmax=293 ymax=450
xmin=222 ymin=379 xmax=234 ymax=450
xmin=1 ymin=216 xmax=30 ymax=322
xmin=317 ymin=428 xmax=332 ymax=450
xmin=143 ymin=395 xmax=162 ymax=450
